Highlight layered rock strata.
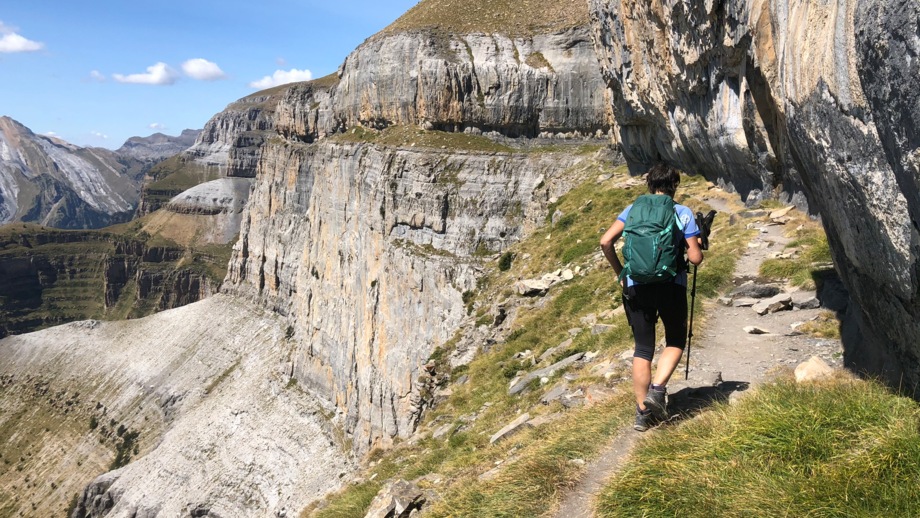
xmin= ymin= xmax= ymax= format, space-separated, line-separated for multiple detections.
xmin=223 ymin=140 xmax=596 ymax=450
xmin=276 ymin=28 xmax=614 ymax=141
xmin=589 ymin=0 xmax=920 ymax=390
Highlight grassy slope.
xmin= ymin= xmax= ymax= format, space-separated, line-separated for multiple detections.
xmin=306 ymin=161 xmax=752 ymax=517
xmin=598 ymin=374 xmax=920 ymax=517
xmin=379 ymin=0 xmax=590 ymax=37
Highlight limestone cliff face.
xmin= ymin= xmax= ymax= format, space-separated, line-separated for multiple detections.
xmin=589 ymin=0 xmax=920 ymax=389
xmin=223 ymin=140 xmax=593 ymax=450
xmin=275 ymin=28 xmax=614 ymax=141
xmin=187 ymin=89 xmax=285 ymax=178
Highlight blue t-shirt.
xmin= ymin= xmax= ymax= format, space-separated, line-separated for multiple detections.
xmin=617 ymin=203 xmax=701 ymax=287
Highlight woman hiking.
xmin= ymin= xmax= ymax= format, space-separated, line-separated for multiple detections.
xmin=599 ymin=163 xmax=704 ymax=431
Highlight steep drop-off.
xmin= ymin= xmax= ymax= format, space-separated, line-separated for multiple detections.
xmin=1 ymin=1 xmax=621 ymax=515
xmin=223 ymin=138 xmax=603 ymax=450
xmin=0 ymin=224 xmax=226 ymax=338
xmin=589 ymin=0 xmax=920 ymax=392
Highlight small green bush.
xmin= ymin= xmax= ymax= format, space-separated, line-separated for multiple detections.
xmin=498 ymin=252 xmax=514 ymax=271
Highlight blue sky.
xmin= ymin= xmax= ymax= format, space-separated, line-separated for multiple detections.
xmin=0 ymin=1 xmax=419 ymax=149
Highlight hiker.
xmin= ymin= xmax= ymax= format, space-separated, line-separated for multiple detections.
xmin=599 ymin=163 xmax=703 ymax=431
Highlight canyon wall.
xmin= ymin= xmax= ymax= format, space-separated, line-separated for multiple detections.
xmin=589 ymin=0 xmax=920 ymax=391
xmin=215 ymin=24 xmax=615 ymax=450
xmin=222 ymin=140 xmax=598 ymax=450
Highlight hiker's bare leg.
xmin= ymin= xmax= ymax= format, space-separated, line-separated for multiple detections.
xmin=652 ymin=346 xmax=684 ymax=386
xmin=633 ymin=357 xmax=652 ymax=409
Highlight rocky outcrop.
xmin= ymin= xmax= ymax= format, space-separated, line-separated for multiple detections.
xmin=276 ymin=28 xmax=614 ymax=141
xmin=133 ymin=89 xmax=283 ymax=218
xmin=186 ymin=89 xmax=287 ymax=177
xmin=165 ymin=177 xmax=251 ymax=216
xmin=589 ymin=0 xmax=920 ymax=391
xmin=0 ymin=117 xmax=143 ymax=228
xmin=223 ymin=139 xmax=598 ymax=451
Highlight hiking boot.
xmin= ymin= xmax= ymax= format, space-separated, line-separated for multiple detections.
xmin=634 ymin=408 xmax=655 ymax=432
xmin=643 ymin=386 xmax=667 ymax=420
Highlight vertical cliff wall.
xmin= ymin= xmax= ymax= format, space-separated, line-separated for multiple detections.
xmin=222 ymin=139 xmax=598 ymax=450
xmin=214 ymin=16 xmax=616 ymax=450
xmin=589 ymin=0 xmax=920 ymax=390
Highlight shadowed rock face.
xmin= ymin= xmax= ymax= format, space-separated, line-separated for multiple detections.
xmin=589 ymin=0 xmax=920 ymax=391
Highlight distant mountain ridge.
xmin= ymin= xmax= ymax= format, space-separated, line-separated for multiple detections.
xmin=116 ymin=129 xmax=200 ymax=162
xmin=0 ymin=116 xmax=199 ymax=229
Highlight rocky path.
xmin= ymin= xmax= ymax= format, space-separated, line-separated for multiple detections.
xmin=552 ymin=202 xmax=845 ymax=518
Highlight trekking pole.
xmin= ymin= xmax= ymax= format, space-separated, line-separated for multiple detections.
xmin=686 ymin=263 xmax=699 ymax=380
xmin=686 ymin=210 xmax=716 ymax=380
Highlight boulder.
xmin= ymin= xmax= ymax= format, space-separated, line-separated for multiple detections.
xmin=731 ymin=283 xmax=781 ymax=299
xmin=791 ymin=290 xmax=821 ymax=310
xmin=363 ymin=480 xmax=425 ymax=518
xmin=539 ymin=339 xmax=572 ymax=362
xmin=560 ymin=389 xmax=585 ymax=408
xmin=540 ymin=384 xmax=569 ymax=404
xmin=752 ymin=294 xmax=793 ymax=315
xmin=592 ymin=323 xmax=616 ymax=335
xmin=517 ymin=279 xmax=551 ymax=297
xmin=794 ymin=356 xmax=834 ymax=383
xmin=489 ymin=413 xmax=532 ymax=444
xmin=769 ymin=207 xmax=795 ymax=220
xmin=508 ymin=353 xmax=585 ymax=395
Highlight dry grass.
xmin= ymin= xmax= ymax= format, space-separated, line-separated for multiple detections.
xmin=379 ymin=0 xmax=590 ymax=38
xmin=597 ymin=374 xmax=920 ymax=517
xmin=306 ymin=164 xmax=755 ymax=518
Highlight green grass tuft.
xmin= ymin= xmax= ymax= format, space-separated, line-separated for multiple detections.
xmin=598 ymin=375 xmax=920 ymax=517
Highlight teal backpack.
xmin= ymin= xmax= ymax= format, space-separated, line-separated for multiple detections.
xmin=619 ymin=194 xmax=686 ymax=284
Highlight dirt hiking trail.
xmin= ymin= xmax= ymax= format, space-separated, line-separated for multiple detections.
xmin=552 ymin=197 xmax=846 ymax=518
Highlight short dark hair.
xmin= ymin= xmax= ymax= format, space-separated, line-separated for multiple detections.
xmin=646 ymin=163 xmax=681 ymax=197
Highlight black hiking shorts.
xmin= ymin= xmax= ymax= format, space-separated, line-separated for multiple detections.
xmin=623 ymin=282 xmax=688 ymax=361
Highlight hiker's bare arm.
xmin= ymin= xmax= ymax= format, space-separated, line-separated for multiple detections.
xmin=600 ymin=220 xmax=625 ymax=275
xmin=686 ymin=236 xmax=703 ymax=265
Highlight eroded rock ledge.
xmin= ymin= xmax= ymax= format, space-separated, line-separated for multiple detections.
xmin=589 ymin=0 xmax=920 ymax=391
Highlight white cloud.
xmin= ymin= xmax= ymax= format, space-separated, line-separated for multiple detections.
xmin=44 ymin=131 xmax=58 ymax=137
xmin=90 ymin=131 xmax=108 ymax=140
xmin=249 ymin=68 xmax=313 ymax=89
xmin=89 ymin=70 xmax=106 ymax=82
xmin=113 ymin=62 xmax=178 ymax=85
xmin=149 ymin=123 xmax=167 ymax=130
xmin=276 ymin=57 xmax=287 ymax=67
xmin=182 ymin=58 xmax=227 ymax=81
xmin=0 ymin=22 xmax=44 ymax=53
